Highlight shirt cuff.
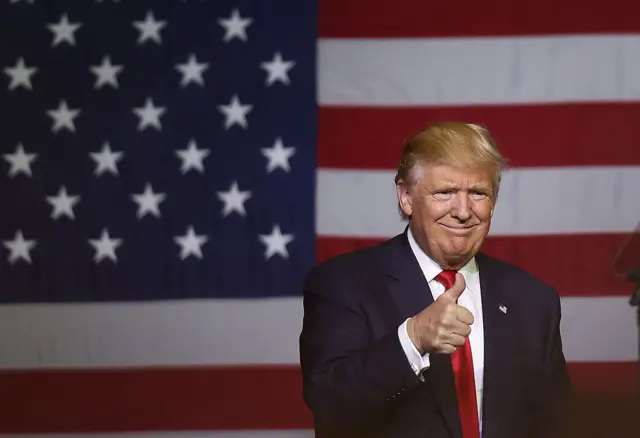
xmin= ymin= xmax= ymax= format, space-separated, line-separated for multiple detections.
xmin=398 ymin=318 xmax=431 ymax=375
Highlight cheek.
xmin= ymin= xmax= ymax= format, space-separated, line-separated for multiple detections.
xmin=420 ymin=201 xmax=449 ymax=220
xmin=473 ymin=201 xmax=494 ymax=221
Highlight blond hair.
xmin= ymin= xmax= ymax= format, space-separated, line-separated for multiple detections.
xmin=394 ymin=121 xmax=508 ymax=220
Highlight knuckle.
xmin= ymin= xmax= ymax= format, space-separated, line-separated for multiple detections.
xmin=444 ymin=303 xmax=456 ymax=313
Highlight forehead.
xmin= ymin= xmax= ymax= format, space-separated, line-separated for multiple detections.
xmin=415 ymin=163 xmax=494 ymax=188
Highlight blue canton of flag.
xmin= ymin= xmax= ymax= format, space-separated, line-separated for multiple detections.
xmin=0 ymin=0 xmax=317 ymax=302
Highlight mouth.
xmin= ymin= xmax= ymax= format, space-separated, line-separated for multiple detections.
xmin=440 ymin=224 xmax=477 ymax=233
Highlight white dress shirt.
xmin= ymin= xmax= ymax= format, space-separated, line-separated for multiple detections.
xmin=397 ymin=227 xmax=485 ymax=425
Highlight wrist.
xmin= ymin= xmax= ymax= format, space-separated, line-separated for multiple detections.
xmin=407 ymin=317 xmax=424 ymax=355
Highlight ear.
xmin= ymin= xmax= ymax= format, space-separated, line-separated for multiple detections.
xmin=396 ymin=180 xmax=413 ymax=218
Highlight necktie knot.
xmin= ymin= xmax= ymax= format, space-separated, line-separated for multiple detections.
xmin=435 ymin=270 xmax=457 ymax=289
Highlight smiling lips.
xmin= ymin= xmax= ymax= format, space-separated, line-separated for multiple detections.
xmin=440 ymin=224 xmax=477 ymax=233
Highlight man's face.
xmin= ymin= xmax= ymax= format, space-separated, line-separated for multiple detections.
xmin=397 ymin=162 xmax=496 ymax=269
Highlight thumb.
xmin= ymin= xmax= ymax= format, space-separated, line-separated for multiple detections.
xmin=441 ymin=273 xmax=466 ymax=302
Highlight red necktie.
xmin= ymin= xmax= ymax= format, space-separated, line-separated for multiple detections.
xmin=434 ymin=270 xmax=480 ymax=438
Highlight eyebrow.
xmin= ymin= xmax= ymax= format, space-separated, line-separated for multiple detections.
xmin=427 ymin=184 xmax=493 ymax=194
xmin=469 ymin=185 xmax=493 ymax=194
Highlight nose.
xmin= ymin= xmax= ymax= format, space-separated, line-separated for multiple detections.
xmin=450 ymin=192 xmax=471 ymax=221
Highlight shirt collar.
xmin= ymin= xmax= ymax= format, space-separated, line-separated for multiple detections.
xmin=406 ymin=226 xmax=480 ymax=296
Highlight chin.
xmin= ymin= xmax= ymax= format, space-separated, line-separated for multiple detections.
xmin=439 ymin=252 xmax=473 ymax=270
xmin=443 ymin=240 xmax=480 ymax=260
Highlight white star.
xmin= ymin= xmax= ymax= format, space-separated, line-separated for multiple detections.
xmin=89 ymin=229 xmax=123 ymax=263
xmin=175 ymin=53 xmax=209 ymax=87
xmin=133 ymin=11 xmax=167 ymax=45
xmin=89 ymin=55 xmax=123 ymax=89
xmin=218 ymin=94 xmax=252 ymax=130
xmin=132 ymin=97 xmax=166 ymax=131
xmin=3 ymin=230 xmax=36 ymax=264
xmin=47 ymin=14 xmax=82 ymax=47
xmin=3 ymin=143 xmax=37 ymax=178
xmin=262 ymin=137 xmax=295 ymax=173
xmin=3 ymin=57 xmax=38 ymax=91
xmin=89 ymin=142 xmax=123 ymax=177
xmin=46 ymin=186 xmax=80 ymax=220
xmin=259 ymin=225 xmax=294 ymax=260
xmin=46 ymin=100 xmax=81 ymax=133
xmin=175 ymin=139 xmax=210 ymax=174
xmin=174 ymin=225 xmax=208 ymax=260
xmin=131 ymin=183 xmax=166 ymax=219
xmin=217 ymin=181 xmax=251 ymax=217
xmin=260 ymin=52 xmax=295 ymax=86
xmin=218 ymin=9 xmax=252 ymax=42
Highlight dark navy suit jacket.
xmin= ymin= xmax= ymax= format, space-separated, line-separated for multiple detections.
xmin=299 ymin=231 xmax=571 ymax=438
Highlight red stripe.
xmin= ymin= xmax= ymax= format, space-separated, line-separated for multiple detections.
xmin=568 ymin=362 xmax=638 ymax=397
xmin=316 ymin=234 xmax=633 ymax=297
xmin=319 ymin=0 xmax=640 ymax=38
xmin=0 ymin=362 xmax=635 ymax=433
xmin=613 ymin=230 xmax=640 ymax=275
xmin=319 ymin=104 xmax=640 ymax=169
xmin=0 ymin=366 xmax=312 ymax=433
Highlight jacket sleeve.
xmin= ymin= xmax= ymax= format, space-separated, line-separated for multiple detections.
xmin=298 ymin=264 xmax=425 ymax=431
xmin=537 ymin=289 xmax=573 ymax=438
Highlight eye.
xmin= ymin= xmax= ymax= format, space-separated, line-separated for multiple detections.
xmin=470 ymin=192 xmax=489 ymax=201
xmin=433 ymin=191 xmax=453 ymax=200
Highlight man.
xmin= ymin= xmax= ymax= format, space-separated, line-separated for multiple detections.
xmin=299 ymin=122 xmax=571 ymax=438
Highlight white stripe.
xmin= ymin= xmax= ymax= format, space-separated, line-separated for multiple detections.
xmin=0 ymin=432 xmax=312 ymax=438
xmin=319 ymin=35 xmax=640 ymax=106
xmin=561 ymin=297 xmax=639 ymax=362
xmin=0 ymin=298 xmax=303 ymax=369
xmin=316 ymin=166 xmax=640 ymax=238
xmin=0 ymin=296 xmax=635 ymax=369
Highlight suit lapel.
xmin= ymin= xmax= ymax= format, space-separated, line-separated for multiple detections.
xmin=385 ymin=232 xmax=434 ymax=319
xmin=384 ymin=231 xmax=463 ymax=438
xmin=476 ymin=253 xmax=509 ymax=438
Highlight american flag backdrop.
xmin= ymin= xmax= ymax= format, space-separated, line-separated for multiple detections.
xmin=0 ymin=0 xmax=639 ymax=437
